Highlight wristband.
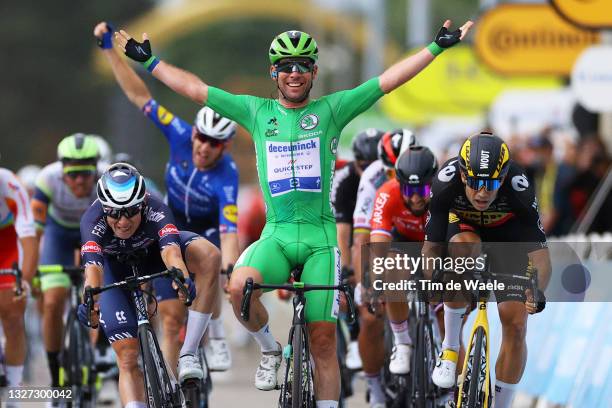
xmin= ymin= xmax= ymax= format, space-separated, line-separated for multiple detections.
xmin=143 ymin=56 xmax=160 ymax=73
xmin=427 ymin=42 xmax=444 ymax=57
xmin=97 ymin=23 xmax=114 ymax=50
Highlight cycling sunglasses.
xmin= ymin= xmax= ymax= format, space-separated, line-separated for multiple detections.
xmin=194 ymin=132 xmax=223 ymax=148
xmin=465 ymin=176 xmax=502 ymax=191
xmin=63 ymin=165 xmax=96 ymax=179
xmin=275 ymin=60 xmax=314 ymax=74
xmin=401 ymin=184 xmax=431 ymax=198
xmin=103 ymin=203 xmax=143 ymax=220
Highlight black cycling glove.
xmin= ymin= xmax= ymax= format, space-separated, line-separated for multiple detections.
xmin=532 ymin=289 xmax=546 ymax=314
xmin=427 ymin=24 xmax=463 ymax=56
xmin=124 ymin=37 xmax=160 ymax=72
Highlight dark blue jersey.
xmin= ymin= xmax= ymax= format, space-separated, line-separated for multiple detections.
xmin=142 ymin=99 xmax=239 ymax=234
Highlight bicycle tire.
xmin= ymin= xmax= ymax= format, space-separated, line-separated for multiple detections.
xmin=466 ymin=327 xmax=486 ymax=408
xmin=291 ymin=324 xmax=305 ymax=408
xmin=139 ymin=324 xmax=179 ymax=408
xmin=60 ymin=313 xmax=93 ymax=408
xmin=412 ymin=318 xmax=427 ymax=408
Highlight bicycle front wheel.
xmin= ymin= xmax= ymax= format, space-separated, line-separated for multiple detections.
xmin=291 ymin=324 xmax=314 ymax=408
xmin=461 ymin=326 xmax=487 ymax=408
xmin=139 ymin=324 xmax=180 ymax=408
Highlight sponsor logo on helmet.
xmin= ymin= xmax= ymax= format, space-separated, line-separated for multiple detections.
xmin=158 ymin=224 xmax=179 ymax=238
xmin=223 ymin=205 xmax=238 ymax=223
xmin=157 ymin=105 xmax=174 ymax=125
xmin=493 ymin=144 xmax=509 ymax=178
xmin=408 ymin=174 xmax=420 ymax=184
xmin=81 ymin=241 xmax=102 ymax=254
xmin=300 ymin=114 xmax=319 ymax=130
xmin=511 ymin=174 xmax=529 ymax=192
xmin=330 ymin=137 xmax=338 ymax=154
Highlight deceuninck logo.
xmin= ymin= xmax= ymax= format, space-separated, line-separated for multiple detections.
xmin=300 ymin=114 xmax=319 ymax=130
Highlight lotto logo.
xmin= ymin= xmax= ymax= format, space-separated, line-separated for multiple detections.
xmin=158 ymin=224 xmax=179 ymax=238
xmin=81 ymin=241 xmax=101 ymax=254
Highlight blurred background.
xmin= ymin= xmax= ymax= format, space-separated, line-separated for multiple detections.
xmin=1 ymin=0 xmax=611 ymax=407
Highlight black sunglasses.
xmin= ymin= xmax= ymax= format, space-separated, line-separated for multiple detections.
xmin=275 ymin=60 xmax=314 ymax=74
xmin=194 ymin=132 xmax=224 ymax=148
xmin=65 ymin=170 xmax=95 ymax=180
xmin=103 ymin=204 xmax=143 ymax=219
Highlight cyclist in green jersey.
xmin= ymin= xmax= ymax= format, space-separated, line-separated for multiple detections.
xmin=115 ymin=20 xmax=473 ymax=407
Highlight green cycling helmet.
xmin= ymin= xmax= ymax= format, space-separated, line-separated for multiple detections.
xmin=57 ymin=133 xmax=100 ymax=161
xmin=269 ymin=30 xmax=318 ymax=65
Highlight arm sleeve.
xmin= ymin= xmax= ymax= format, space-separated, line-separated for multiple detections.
xmin=510 ymin=181 xmax=548 ymax=246
xmin=206 ymin=87 xmax=259 ymax=133
xmin=331 ymin=166 xmax=353 ymax=224
xmin=424 ymin=183 xmax=451 ymax=243
xmin=353 ymin=178 xmax=377 ymax=230
xmin=217 ymin=160 xmax=239 ymax=234
xmin=324 ymin=77 xmax=384 ymax=130
xmin=142 ymin=99 xmax=192 ymax=145
xmin=80 ymin=204 xmax=105 ymax=268
xmin=370 ymin=185 xmax=394 ymax=237
xmin=1 ymin=170 xmax=35 ymax=238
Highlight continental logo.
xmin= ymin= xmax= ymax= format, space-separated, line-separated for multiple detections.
xmin=448 ymin=213 xmax=460 ymax=224
xmin=222 ymin=204 xmax=238 ymax=224
xmin=492 ymin=143 xmax=510 ymax=178
xmin=475 ymin=4 xmax=600 ymax=76
xmin=157 ymin=105 xmax=175 ymax=125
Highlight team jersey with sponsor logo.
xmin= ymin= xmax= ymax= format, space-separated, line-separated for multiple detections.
xmin=142 ymin=99 xmax=238 ymax=233
xmin=353 ymin=160 xmax=388 ymax=230
xmin=425 ymin=158 xmax=546 ymax=244
xmin=33 ymin=161 xmax=100 ymax=229
xmin=80 ymin=194 xmax=181 ymax=267
xmin=0 ymin=168 xmax=35 ymax=238
xmin=331 ymin=162 xmax=360 ymax=224
xmin=206 ymin=78 xmax=383 ymax=231
xmin=370 ymin=178 xmax=426 ymax=241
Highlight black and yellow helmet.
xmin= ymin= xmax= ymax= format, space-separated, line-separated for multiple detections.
xmin=458 ymin=132 xmax=510 ymax=179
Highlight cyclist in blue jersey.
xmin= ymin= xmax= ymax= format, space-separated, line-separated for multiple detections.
xmin=95 ymin=22 xmax=238 ymax=372
xmin=79 ymin=163 xmax=222 ymax=405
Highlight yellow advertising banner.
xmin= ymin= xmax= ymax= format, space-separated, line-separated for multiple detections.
xmin=551 ymin=0 xmax=612 ymax=29
xmin=475 ymin=4 xmax=599 ymax=76
xmin=380 ymin=46 xmax=561 ymax=125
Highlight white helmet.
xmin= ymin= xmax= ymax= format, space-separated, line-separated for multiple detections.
xmin=194 ymin=107 xmax=236 ymax=141
xmin=91 ymin=135 xmax=113 ymax=165
xmin=96 ymin=163 xmax=146 ymax=209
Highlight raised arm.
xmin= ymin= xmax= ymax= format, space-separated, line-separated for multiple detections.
xmin=94 ymin=22 xmax=151 ymax=109
xmin=114 ymin=30 xmax=208 ymax=105
xmin=379 ymin=19 xmax=473 ymax=94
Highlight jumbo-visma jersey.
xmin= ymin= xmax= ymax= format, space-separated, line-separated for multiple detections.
xmin=142 ymin=99 xmax=238 ymax=233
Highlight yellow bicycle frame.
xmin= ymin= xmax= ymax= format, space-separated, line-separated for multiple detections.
xmin=456 ymin=300 xmax=491 ymax=408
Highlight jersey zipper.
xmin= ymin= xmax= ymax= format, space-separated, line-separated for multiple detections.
xmin=185 ymin=168 xmax=197 ymax=223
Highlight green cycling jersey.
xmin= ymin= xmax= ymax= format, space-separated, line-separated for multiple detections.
xmin=206 ymin=77 xmax=384 ymax=230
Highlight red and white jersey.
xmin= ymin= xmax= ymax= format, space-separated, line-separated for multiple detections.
xmin=0 ymin=168 xmax=35 ymax=238
xmin=370 ymin=178 xmax=426 ymax=242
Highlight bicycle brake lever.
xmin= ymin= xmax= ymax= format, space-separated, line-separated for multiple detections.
xmin=240 ymin=278 xmax=254 ymax=322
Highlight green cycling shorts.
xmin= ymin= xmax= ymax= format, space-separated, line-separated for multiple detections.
xmin=235 ymin=222 xmax=341 ymax=323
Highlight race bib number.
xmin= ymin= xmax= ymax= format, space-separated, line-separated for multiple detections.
xmin=266 ymin=138 xmax=322 ymax=196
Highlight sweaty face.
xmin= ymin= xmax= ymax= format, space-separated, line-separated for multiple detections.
xmin=272 ymin=58 xmax=317 ymax=106
xmin=106 ymin=212 xmax=142 ymax=240
xmin=191 ymin=127 xmax=225 ymax=170
xmin=462 ymin=173 xmax=500 ymax=211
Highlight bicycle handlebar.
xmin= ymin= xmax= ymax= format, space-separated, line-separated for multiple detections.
xmin=240 ymin=278 xmax=357 ymax=324
xmin=83 ymin=267 xmax=192 ymax=327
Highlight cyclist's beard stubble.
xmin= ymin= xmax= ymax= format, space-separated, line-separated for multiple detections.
xmin=277 ymin=78 xmax=313 ymax=104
